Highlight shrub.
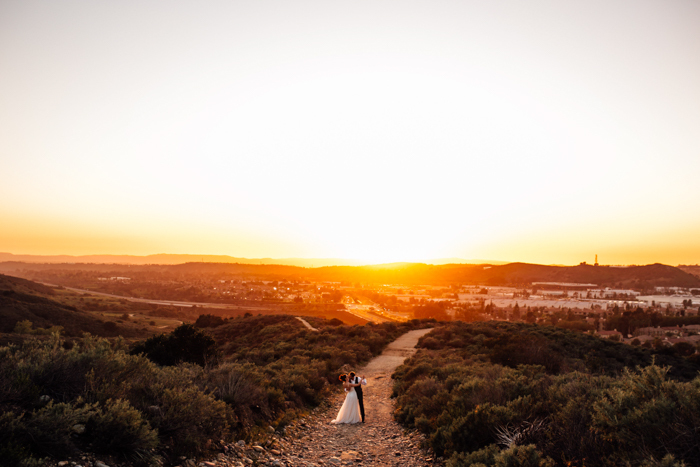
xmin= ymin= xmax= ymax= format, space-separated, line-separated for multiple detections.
xmin=447 ymin=444 xmax=554 ymax=467
xmin=0 ymin=412 xmax=41 ymax=467
xmin=0 ymin=401 xmax=95 ymax=459
xmin=194 ymin=314 xmax=226 ymax=328
xmin=1 ymin=315 xmax=435 ymax=464
xmin=208 ymin=362 xmax=271 ymax=429
xmin=447 ymin=444 xmax=500 ymax=467
xmin=145 ymin=384 xmax=233 ymax=457
xmin=393 ymin=322 xmax=700 ymax=466
xmin=132 ymin=323 xmax=217 ymax=366
xmin=13 ymin=320 xmax=33 ymax=335
xmin=492 ymin=444 xmax=555 ymax=467
xmin=85 ymin=398 xmax=158 ymax=465
xmin=0 ymin=333 xmax=236 ymax=463
xmin=591 ymin=364 xmax=700 ymax=464
xmin=671 ymin=342 xmax=696 ymax=357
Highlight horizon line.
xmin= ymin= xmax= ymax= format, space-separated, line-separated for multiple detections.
xmin=0 ymin=251 xmax=693 ymax=268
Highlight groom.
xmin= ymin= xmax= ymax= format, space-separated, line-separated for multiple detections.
xmin=349 ymin=371 xmax=366 ymax=423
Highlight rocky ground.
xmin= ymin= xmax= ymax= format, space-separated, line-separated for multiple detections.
xmin=46 ymin=329 xmax=441 ymax=467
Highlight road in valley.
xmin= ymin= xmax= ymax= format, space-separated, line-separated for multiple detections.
xmin=46 ymin=284 xmax=408 ymax=323
xmin=47 ymin=284 xmax=242 ymax=309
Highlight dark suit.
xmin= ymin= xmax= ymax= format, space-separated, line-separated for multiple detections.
xmin=353 ymin=376 xmax=365 ymax=422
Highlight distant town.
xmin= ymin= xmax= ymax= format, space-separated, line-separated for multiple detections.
xmin=1 ymin=259 xmax=699 ymax=351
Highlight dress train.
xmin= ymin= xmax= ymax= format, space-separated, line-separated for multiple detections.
xmin=331 ymin=387 xmax=362 ymax=424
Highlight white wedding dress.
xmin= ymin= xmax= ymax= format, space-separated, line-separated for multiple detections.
xmin=331 ymin=387 xmax=362 ymax=424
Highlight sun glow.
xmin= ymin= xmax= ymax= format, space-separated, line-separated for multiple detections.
xmin=1 ymin=1 xmax=700 ymax=265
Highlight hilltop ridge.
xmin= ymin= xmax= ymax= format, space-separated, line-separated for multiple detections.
xmin=0 ymin=252 xmax=506 ymax=268
xmin=1 ymin=260 xmax=698 ymax=289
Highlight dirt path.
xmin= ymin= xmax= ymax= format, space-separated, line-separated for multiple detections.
xmin=186 ymin=328 xmax=439 ymax=467
xmin=269 ymin=328 xmax=438 ymax=467
xmin=295 ymin=316 xmax=319 ymax=331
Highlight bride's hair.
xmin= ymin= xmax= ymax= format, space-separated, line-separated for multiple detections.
xmin=338 ymin=374 xmax=347 ymax=382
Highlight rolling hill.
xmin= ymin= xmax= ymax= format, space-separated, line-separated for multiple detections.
xmin=1 ymin=261 xmax=698 ymax=289
xmin=0 ymin=274 xmax=128 ymax=337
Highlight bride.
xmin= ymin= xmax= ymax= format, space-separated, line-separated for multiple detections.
xmin=331 ymin=374 xmax=362 ymax=424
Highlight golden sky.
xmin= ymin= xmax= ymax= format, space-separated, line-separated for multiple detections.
xmin=1 ymin=0 xmax=699 ymax=266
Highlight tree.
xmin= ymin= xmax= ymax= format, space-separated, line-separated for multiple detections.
xmin=194 ymin=314 xmax=226 ymax=328
xmin=455 ymin=307 xmax=484 ymax=323
xmin=132 ymin=323 xmax=217 ymax=366
xmin=672 ymin=341 xmax=696 ymax=357
xmin=414 ymin=302 xmax=449 ymax=321
xmin=512 ymin=303 xmax=521 ymax=320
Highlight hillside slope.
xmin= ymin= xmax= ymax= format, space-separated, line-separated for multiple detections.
xmin=0 ymin=274 xmax=115 ymax=336
xmin=472 ymin=262 xmax=700 ymax=288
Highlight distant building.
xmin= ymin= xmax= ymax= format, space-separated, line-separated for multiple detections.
xmin=532 ymin=282 xmax=597 ymax=291
xmin=634 ymin=326 xmax=683 ymax=337
xmin=628 ymin=335 xmax=655 ymax=345
xmin=598 ymin=330 xmax=622 ymax=339
xmin=667 ymin=336 xmax=700 ymax=346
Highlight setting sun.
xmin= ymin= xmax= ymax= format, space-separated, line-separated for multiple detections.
xmin=1 ymin=0 xmax=699 ymax=265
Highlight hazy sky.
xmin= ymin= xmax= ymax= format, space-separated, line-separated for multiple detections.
xmin=1 ymin=0 xmax=699 ymax=265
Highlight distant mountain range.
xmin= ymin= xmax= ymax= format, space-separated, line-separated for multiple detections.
xmin=0 ymin=252 xmax=507 ymax=267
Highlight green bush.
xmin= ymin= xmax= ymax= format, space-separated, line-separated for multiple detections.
xmin=591 ymin=365 xmax=700 ymax=464
xmin=143 ymin=384 xmax=232 ymax=457
xmin=493 ymin=445 xmax=555 ymax=467
xmin=0 ymin=410 xmax=46 ymax=467
xmin=0 ymin=401 xmax=94 ymax=460
xmin=85 ymin=398 xmax=158 ymax=464
xmin=393 ymin=321 xmax=700 ymax=466
xmin=0 ymin=333 xmax=235 ymax=464
xmin=131 ymin=323 xmax=217 ymax=366
xmin=208 ymin=362 xmax=272 ymax=428
xmin=447 ymin=444 xmax=554 ymax=467
xmin=194 ymin=314 xmax=226 ymax=328
xmin=0 ymin=315 xmax=434 ymax=464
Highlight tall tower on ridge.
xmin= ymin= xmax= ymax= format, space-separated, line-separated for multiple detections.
xmin=594 ymin=254 xmax=599 ymax=266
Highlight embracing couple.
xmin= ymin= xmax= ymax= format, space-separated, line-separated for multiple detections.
xmin=330 ymin=371 xmax=366 ymax=424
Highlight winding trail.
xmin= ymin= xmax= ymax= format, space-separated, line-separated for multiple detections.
xmin=274 ymin=328 xmax=439 ymax=467
xmin=295 ymin=316 xmax=319 ymax=331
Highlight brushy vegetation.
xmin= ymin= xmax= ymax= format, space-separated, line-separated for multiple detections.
xmin=0 ymin=314 xmax=431 ymax=466
xmin=131 ymin=323 xmax=217 ymax=366
xmin=205 ymin=315 xmax=432 ymax=428
xmin=392 ymin=321 xmax=700 ymax=466
xmin=0 ymin=334 xmax=230 ymax=466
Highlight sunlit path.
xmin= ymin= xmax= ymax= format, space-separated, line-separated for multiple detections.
xmin=269 ymin=327 xmax=438 ymax=466
xmin=295 ymin=316 xmax=318 ymax=331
